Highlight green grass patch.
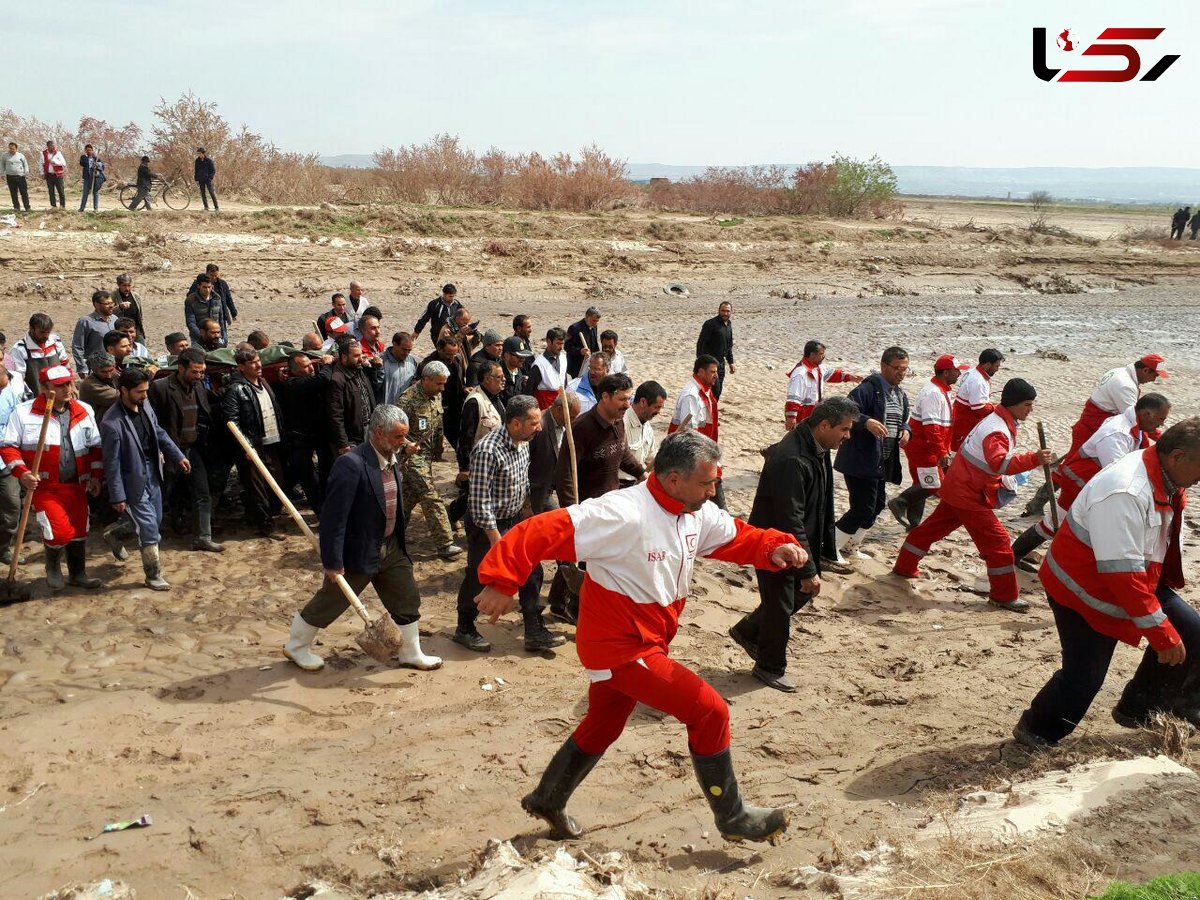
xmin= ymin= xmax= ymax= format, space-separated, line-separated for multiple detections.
xmin=717 ymin=217 xmax=744 ymax=228
xmin=1092 ymin=873 xmax=1200 ymax=899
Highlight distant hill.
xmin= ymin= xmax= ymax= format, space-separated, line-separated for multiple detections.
xmin=319 ymin=155 xmax=1200 ymax=206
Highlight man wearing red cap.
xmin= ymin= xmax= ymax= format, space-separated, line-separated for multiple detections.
xmin=892 ymin=378 xmax=1052 ymax=611
xmin=889 ymin=354 xmax=969 ymax=530
xmin=0 ymin=365 xmax=104 ymax=590
xmin=1066 ymin=355 xmax=1169 ymax=458
xmin=950 ymin=349 xmax=1003 ymax=451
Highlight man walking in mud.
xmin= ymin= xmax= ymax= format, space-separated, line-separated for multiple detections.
xmin=474 ymin=430 xmax=806 ymax=844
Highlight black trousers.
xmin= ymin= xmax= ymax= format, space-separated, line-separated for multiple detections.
xmin=235 ymin=444 xmax=284 ymax=527
xmin=455 ymin=518 xmax=543 ymax=632
xmin=734 ymin=569 xmax=813 ymax=676
xmin=198 ymin=180 xmax=218 ymax=210
xmin=45 ymin=175 xmax=64 ymax=207
xmin=284 ymin=440 xmax=324 ymax=515
xmin=837 ymin=473 xmax=888 ymax=533
xmin=6 ymin=175 xmax=30 ymax=210
xmin=713 ymin=361 xmax=726 ymax=400
xmin=1022 ymin=590 xmax=1200 ymax=742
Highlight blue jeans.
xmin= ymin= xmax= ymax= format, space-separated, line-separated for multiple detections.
xmin=1021 ymin=588 xmax=1200 ymax=742
xmin=79 ymin=176 xmax=102 ymax=210
xmin=121 ymin=480 xmax=163 ymax=547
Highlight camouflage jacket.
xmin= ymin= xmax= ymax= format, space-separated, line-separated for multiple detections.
xmin=398 ymin=382 xmax=444 ymax=462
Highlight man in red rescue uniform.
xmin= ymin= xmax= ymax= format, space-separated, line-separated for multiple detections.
xmin=1066 ymin=354 xmax=1168 ymax=458
xmin=1015 ymin=418 xmax=1200 ymax=748
xmin=474 ymin=430 xmax=807 ymax=844
xmin=1010 ymin=393 xmax=1172 ymax=570
xmin=783 ymin=340 xmax=861 ymax=429
xmin=669 ymin=354 xmax=726 ymax=508
xmin=949 ymin=348 xmax=1003 ymax=451
xmin=0 ymin=364 xmax=103 ymax=590
xmin=891 ymin=379 xmax=1052 ymax=611
xmin=889 ymin=354 xmax=969 ymax=530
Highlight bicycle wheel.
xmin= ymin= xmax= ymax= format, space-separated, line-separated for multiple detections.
xmin=162 ymin=183 xmax=192 ymax=210
xmin=119 ymin=185 xmax=137 ymax=210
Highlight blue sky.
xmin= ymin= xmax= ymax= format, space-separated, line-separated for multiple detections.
xmin=6 ymin=0 xmax=1196 ymax=167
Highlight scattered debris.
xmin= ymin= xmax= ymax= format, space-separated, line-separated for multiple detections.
xmin=1034 ymin=348 xmax=1070 ymax=362
xmin=39 ymin=879 xmax=135 ymax=900
xmin=663 ymin=283 xmax=689 ymax=297
xmin=102 ymin=814 xmax=153 ymax=834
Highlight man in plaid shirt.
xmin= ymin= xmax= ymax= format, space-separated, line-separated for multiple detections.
xmin=453 ymin=394 xmax=566 ymax=653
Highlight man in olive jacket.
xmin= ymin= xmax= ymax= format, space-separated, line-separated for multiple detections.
xmin=729 ymin=397 xmax=858 ymax=691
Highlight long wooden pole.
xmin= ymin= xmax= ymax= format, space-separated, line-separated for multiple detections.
xmin=7 ymin=396 xmax=55 ymax=586
xmin=1036 ymin=421 xmax=1059 ymax=532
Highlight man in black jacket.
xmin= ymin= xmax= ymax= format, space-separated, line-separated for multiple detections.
xmin=148 ymin=348 xmax=224 ymax=552
xmin=194 ymin=148 xmax=218 ymax=211
xmin=113 ymin=274 xmax=146 ymax=345
xmin=833 ymin=346 xmax=911 ymax=562
xmin=327 ymin=336 xmax=376 ymax=459
xmin=730 ymin=398 xmax=857 ymax=691
xmin=283 ymin=404 xmax=441 ymax=673
xmin=417 ymin=335 xmax=467 ymax=450
xmin=129 ymin=155 xmax=156 ymax=210
xmin=277 ymin=350 xmax=332 ymax=515
xmin=413 ymin=283 xmax=462 ymax=348
xmin=187 ymin=264 xmax=238 ymax=342
xmin=566 ymin=306 xmax=601 ymax=378
xmin=695 ymin=302 xmax=735 ymax=399
xmin=221 ymin=347 xmax=286 ymax=539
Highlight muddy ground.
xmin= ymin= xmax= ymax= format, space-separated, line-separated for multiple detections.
xmin=1 ymin=198 xmax=1199 ymax=898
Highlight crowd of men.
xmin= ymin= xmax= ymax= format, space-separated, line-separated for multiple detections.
xmin=1 ymin=277 xmax=1197 ymax=845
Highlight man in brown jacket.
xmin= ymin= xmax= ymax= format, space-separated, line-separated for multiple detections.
xmin=78 ymin=352 xmax=119 ymax=420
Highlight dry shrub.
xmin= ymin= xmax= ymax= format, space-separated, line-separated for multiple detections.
xmin=373 ymin=135 xmax=633 ymax=210
xmin=483 ymin=240 xmax=511 ymax=256
xmin=1119 ymin=225 xmax=1169 ymax=242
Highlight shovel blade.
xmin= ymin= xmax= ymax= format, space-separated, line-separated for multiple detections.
xmin=355 ymin=617 xmax=403 ymax=664
xmin=0 ymin=579 xmax=34 ymax=607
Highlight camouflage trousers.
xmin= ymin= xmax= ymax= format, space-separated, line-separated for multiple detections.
xmin=402 ymin=456 xmax=454 ymax=548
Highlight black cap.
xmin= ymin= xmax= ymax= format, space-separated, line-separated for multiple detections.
xmin=1001 ymin=378 xmax=1036 ymax=407
xmin=502 ymin=336 xmax=532 ymax=358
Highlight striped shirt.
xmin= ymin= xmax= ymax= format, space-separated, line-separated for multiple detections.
xmin=881 ymin=386 xmax=904 ymax=461
xmin=375 ymin=448 xmax=399 ymax=539
xmin=468 ymin=426 xmax=530 ymax=531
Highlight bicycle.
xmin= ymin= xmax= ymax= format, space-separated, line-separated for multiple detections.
xmin=119 ymin=170 xmax=192 ymax=211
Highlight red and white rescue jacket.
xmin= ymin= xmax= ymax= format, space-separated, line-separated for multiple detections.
xmin=1055 ymin=407 xmax=1152 ymax=510
xmin=1040 ymin=448 xmax=1183 ymax=651
xmin=668 ymin=376 xmax=718 ymax=441
xmin=478 ymin=474 xmax=798 ymax=678
xmin=0 ymin=396 xmax=102 ymax=485
xmin=941 ymin=407 xmax=1040 ymax=509
xmin=9 ymin=332 xmax=69 ymax=395
xmin=904 ymin=378 xmax=953 ymax=480
xmin=784 ymin=360 xmax=854 ymax=426
xmin=531 ymin=352 xmax=568 ymax=410
xmin=950 ymin=366 xmax=994 ymax=450
xmin=1068 ymin=363 xmax=1142 ymax=455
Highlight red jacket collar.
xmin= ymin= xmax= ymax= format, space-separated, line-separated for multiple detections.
xmin=931 ymin=376 xmax=951 ymax=395
xmin=647 ymin=473 xmax=687 ymax=516
xmin=976 ymin=365 xmax=991 ymax=381
xmin=996 ymin=405 xmax=1019 ymax=436
xmin=693 ymin=375 xmax=714 ymax=400
xmin=1143 ymin=446 xmax=1182 ymax=511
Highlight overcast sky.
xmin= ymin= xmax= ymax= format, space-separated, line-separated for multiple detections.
xmin=6 ymin=0 xmax=1196 ymax=168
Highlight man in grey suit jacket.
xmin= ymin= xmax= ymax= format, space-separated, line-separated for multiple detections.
xmin=100 ymin=368 xmax=188 ymax=590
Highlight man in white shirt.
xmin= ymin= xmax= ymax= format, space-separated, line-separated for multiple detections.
xmin=3 ymin=141 xmax=31 ymax=211
xmin=620 ymin=380 xmax=667 ymax=486
xmin=600 ymin=330 xmax=627 ymax=375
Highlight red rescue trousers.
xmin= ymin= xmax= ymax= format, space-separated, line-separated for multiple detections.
xmin=572 ymin=650 xmax=731 ymax=757
xmin=892 ymin=498 xmax=1019 ymax=603
xmin=32 ymin=482 xmax=89 ymax=548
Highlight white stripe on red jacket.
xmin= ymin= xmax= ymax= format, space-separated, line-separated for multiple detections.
xmin=477 ymin=474 xmax=798 ymax=678
xmin=1056 ymin=408 xmax=1151 ymax=509
xmin=941 ymin=408 xmax=1040 ymax=509
xmin=0 ymin=397 xmax=102 ymax=484
xmin=905 ymin=377 xmax=953 ymax=469
xmin=784 ymin=361 xmax=853 ymax=425
xmin=1040 ymin=447 xmax=1183 ymax=651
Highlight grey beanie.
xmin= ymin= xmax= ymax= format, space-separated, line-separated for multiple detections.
xmin=88 ymin=351 xmax=116 ymax=371
xmin=481 ymin=328 xmax=503 ymax=346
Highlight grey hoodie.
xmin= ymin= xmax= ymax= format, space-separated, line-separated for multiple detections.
xmin=2 ymin=151 xmax=29 ymax=177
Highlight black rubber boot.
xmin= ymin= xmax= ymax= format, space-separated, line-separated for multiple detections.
xmin=520 ymin=737 xmax=603 ymax=839
xmin=523 ymin=609 xmax=566 ymax=651
xmin=692 ymin=747 xmax=789 ymax=844
xmin=1113 ymin=646 xmax=1186 ymax=728
xmin=65 ymin=540 xmax=101 ymax=589
xmin=1011 ymin=525 xmax=1046 ymax=562
xmin=44 ymin=545 xmax=65 ymax=590
xmin=1171 ymin=660 xmax=1200 ymax=728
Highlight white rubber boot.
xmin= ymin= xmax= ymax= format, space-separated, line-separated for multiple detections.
xmin=395 ymin=620 xmax=442 ymax=670
xmin=835 ymin=527 xmax=865 ymax=563
xmin=283 ymin=612 xmax=325 ymax=671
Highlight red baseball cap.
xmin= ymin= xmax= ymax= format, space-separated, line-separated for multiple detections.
xmin=935 ymin=354 xmax=970 ymax=372
xmin=1139 ymin=353 xmax=1169 ymax=378
xmin=39 ymin=364 xmax=73 ymax=385
xmin=327 ymin=317 xmax=349 ymax=335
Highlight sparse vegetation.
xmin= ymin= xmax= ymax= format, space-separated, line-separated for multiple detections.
xmin=1092 ymin=873 xmax=1200 ymax=899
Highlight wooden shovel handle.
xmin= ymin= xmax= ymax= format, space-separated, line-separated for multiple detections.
xmin=559 ymin=388 xmax=579 ymax=504
xmin=8 ymin=396 xmax=55 ymax=584
xmin=225 ymin=421 xmax=373 ymax=626
xmin=1036 ymin=421 xmax=1060 ymax=532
